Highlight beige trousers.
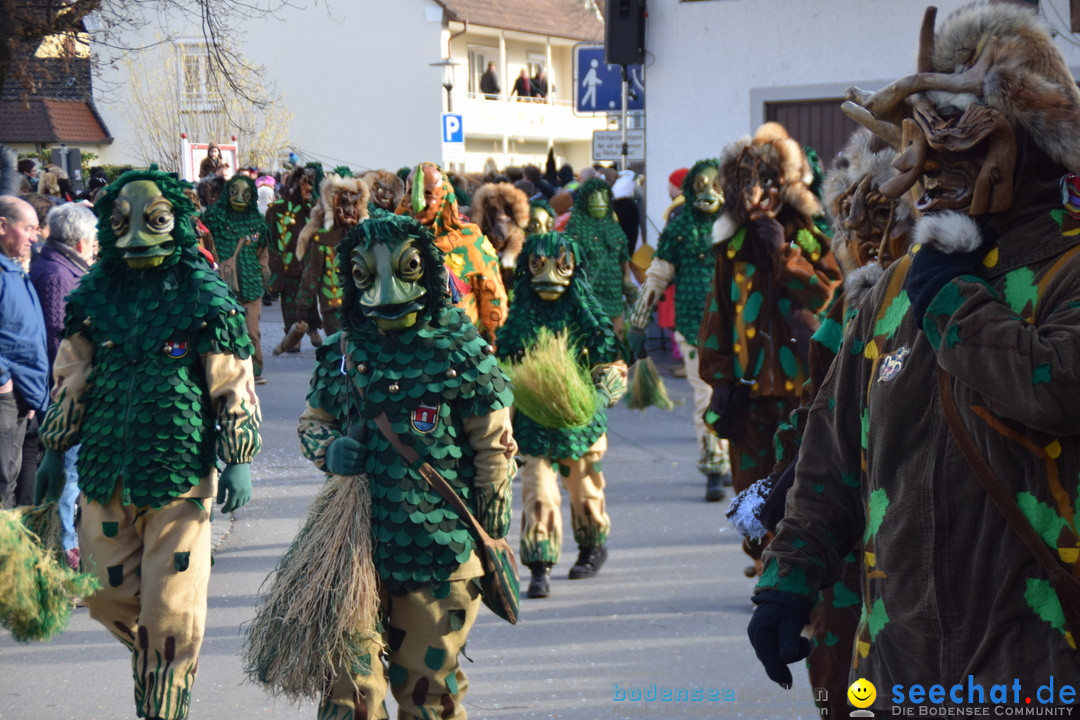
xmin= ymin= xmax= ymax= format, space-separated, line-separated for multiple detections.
xmin=243 ymin=299 xmax=263 ymax=376
xmin=675 ymin=332 xmax=730 ymax=477
xmin=319 ymin=579 xmax=482 ymax=720
xmin=79 ymin=482 xmax=212 ymax=720
xmin=519 ymin=435 xmax=611 ymax=566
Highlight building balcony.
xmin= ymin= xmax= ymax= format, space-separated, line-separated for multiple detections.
xmin=454 ymin=90 xmax=604 ymax=143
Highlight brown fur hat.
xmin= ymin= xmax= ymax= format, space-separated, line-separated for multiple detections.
xmin=361 ymin=170 xmax=404 ymax=212
xmin=719 ymin=121 xmax=821 ymax=222
xmin=471 ymin=182 xmax=530 ymax=270
xmin=929 ymin=1 xmax=1080 ymax=170
xmin=296 ymin=174 xmax=369 ymax=260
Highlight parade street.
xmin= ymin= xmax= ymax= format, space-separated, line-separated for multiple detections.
xmin=0 ymin=317 xmax=822 ymax=720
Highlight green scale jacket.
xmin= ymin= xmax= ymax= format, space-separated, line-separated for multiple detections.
xmin=652 ymin=207 xmax=716 ymax=346
xmin=300 ymin=308 xmax=514 ymax=596
xmin=496 ymin=294 xmax=623 ymax=460
xmin=760 ymin=202 xmax=1080 ymax=701
xmin=40 ymin=253 xmax=260 ymax=508
xmin=203 ymin=197 xmax=269 ymax=304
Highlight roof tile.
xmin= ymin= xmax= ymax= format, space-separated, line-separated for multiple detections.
xmin=438 ymin=0 xmax=604 ymax=42
xmin=0 ymin=98 xmax=111 ymax=144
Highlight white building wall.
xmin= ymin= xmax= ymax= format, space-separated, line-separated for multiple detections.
xmin=643 ymin=0 xmax=1080 ymax=243
xmin=96 ymin=1 xmax=447 ymax=173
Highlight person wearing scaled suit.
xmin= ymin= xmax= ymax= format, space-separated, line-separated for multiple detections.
xmin=497 ymin=232 xmax=628 ymax=598
xmin=563 ymin=177 xmax=633 ymax=332
xmin=294 ymin=173 xmax=370 ymax=338
xmin=202 ymin=174 xmax=270 ymax=381
xmin=397 ymin=162 xmax=508 ymax=345
xmin=298 ymin=213 xmax=517 ymax=720
xmin=698 ymin=122 xmax=841 ymax=575
xmin=727 ymin=128 xmax=916 ymax=719
xmin=35 ymin=167 xmax=261 ymax=720
xmin=627 ymin=159 xmax=733 ymax=502
xmin=749 ymin=2 xmax=1080 ymax=708
xmin=266 ymin=163 xmax=324 ymax=352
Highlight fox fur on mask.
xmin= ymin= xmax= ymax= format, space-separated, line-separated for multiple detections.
xmin=471 ymin=182 xmax=530 ymax=274
xmin=296 ymin=174 xmax=369 ymax=260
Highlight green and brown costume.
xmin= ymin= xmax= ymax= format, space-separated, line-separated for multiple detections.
xmin=298 ymin=215 xmax=517 ymax=720
xmin=762 ymin=194 xmax=1080 ymax=703
xmin=266 ymin=164 xmax=322 ymax=335
xmin=628 ymin=159 xmax=730 ymax=478
xmin=296 ymin=224 xmax=347 ymax=336
xmin=39 ymin=168 xmax=261 ymax=720
xmin=496 ymin=232 xmax=627 ymax=566
xmin=564 ymin=178 xmax=631 ymax=324
xmin=699 ymin=214 xmax=840 ymax=494
xmin=203 ymin=175 xmax=269 ymax=375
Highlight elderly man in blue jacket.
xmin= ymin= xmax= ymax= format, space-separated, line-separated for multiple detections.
xmin=0 ymin=195 xmax=49 ymax=508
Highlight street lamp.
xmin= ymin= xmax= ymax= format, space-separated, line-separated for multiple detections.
xmin=429 ymin=58 xmax=461 ymax=112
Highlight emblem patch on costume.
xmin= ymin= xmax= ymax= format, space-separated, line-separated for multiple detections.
xmin=411 ymin=404 xmax=440 ymax=433
xmin=164 ymin=340 xmax=188 ymax=358
xmin=878 ymin=347 xmax=911 ymax=382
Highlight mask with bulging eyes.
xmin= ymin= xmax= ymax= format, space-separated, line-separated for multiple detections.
xmin=228 ymin=179 xmax=253 ymax=212
xmin=529 ymin=245 xmax=575 ymax=301
xmin=351 ymin=240 xmax=427 ymax=331
xmin=526 ymin=205 xmax=555 ymax=236
xmin=586 ymin=190 xmax=609 ymax=220
xmin=112 ymin=180 xmax=176 ymax=269
xmin=691 ymin=166 xmax=724 ymax=215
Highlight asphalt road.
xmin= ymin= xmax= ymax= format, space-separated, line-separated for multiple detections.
xmin=0 ymin=312 xmax=823 ymax=720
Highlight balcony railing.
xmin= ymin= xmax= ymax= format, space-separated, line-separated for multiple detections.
xmin=456 ymin=91 xmax=603 ymax=142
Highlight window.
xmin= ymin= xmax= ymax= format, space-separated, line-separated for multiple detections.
xmin=526 ymin=51 xmax=546 ymax=80
xmin=764 ymin=99 xmax=860 ymax=168
xmin=468 ymin=45 xmax=498 ymax=96
xmin=177 ymin=42 xmax=219 ymax=112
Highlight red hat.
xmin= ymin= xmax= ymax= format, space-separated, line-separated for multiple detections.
xmin=668 ymin=168 xmax=689 ymax=189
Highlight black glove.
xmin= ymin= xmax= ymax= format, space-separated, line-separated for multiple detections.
xmin=905 ymin=245 xmax=981 ymax=330
xmin=751 ymin=215 xmax=786 ymax=254
xmin=747 ymin=589 xmax=813 ymax=688
xmin=709 ymin=383 xmax=732 ymax=414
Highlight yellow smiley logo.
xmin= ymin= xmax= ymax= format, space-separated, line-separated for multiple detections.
xmin=847 ymin=678 xmax=877 ymax=709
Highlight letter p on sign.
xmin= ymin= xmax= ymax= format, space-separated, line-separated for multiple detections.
xmin=442 ymin=113 xmax=463 ymax=143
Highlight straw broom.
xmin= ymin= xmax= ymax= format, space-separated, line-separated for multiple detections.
xmin=0 ymin=504 xmax=100 ymax=642
xmin=502 ymin=328 xmax=597 ymax=429
xmin=244 ymin=472 xmax=381 ymax=702
xmin=625 ymin=357 xmax=676 ymax=411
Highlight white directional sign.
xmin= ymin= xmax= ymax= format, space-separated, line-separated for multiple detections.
xmin=592 ymin=129 xmax=645 ymax=162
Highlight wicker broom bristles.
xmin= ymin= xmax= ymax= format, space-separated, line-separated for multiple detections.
xmin=0 ymin=504 xmax=99 ymax=643
xmin=502 ymin=328 xmax=598 ymax=429
xmin=244 ymin=473 xmax=382 ymax=702
xmin=626 ymin=357 xmax=676 ymax=411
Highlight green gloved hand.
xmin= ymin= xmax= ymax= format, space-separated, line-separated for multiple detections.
xmin=35 ymin=448 xmax=66 ymax=503
xmin=326 ymin=436 xmax=365 ymax=476
xmin=217 ymin=463 xmax=252 ymax=514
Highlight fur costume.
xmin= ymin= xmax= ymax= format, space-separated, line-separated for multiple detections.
xmin=627 ymin=158 xmax=732 ymax=485
xmin=298 ymin=213 xmax=516 ymax=718
xmin=732 ymin=128 xmax=916 ymax=718
xmin=758 ymin=2 xmax=1080 ymax=703
xmin=396 ymin=162 xmax=508 ymax=344
xmin=38 ymin=167 xmax=261 ymax=720
xmin=471 ymin=181 xmax=529 ymax=285
xmin=698 ymin=122 xmax=841 ymax=519
xmin=563 ymin=178 xmax=632 ymax=324
xmin=496 ymin=232 xmax=627 ymax=582
xmin=294 ymin=174 xmax=370 ymax=337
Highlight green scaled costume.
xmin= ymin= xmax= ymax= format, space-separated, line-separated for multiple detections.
xmin=297 ymin=214 xmax=518 ymax=719
xmin=497 ymin=232 xmax=627 ymax=579
xmin=563 ymin=177 xmax=630 ymax=322
xmin=203 ymin=175 xmax=269 ymax=304
xmin=38 ymin=167 xmax=261 ymax=720
xmin=627 ymin=159 xmax=732 ymax=486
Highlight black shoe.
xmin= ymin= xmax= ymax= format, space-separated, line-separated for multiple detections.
xmin=568 ymin=545 xmax=607 ymax=579
xmin=705 ymin=473 xmax=727 ymax=502
xmin=526 ymin=563 xmax=552 ymax=598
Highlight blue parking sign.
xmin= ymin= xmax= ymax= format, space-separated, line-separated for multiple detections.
xmin=442 ymin=113 xmax=464 ymax=143
xmin=574 ymin=45 xmax=644 ymax=114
